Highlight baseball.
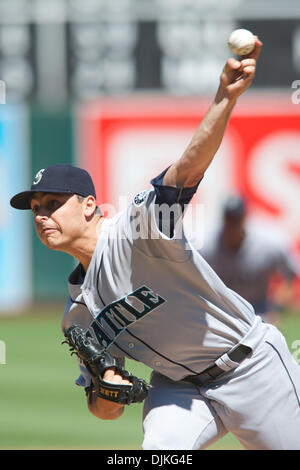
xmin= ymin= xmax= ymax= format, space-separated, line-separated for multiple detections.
xmin=228 ymin=29 xmax=255 ymax=56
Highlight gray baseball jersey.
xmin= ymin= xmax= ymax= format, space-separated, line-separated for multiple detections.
xmin=201 ymin=226 xmax=298 ymax=314
xmin=62 ymin=187 xmax=259 ymax=386
xmin=61 ymin=183 xmax=300 ymax=450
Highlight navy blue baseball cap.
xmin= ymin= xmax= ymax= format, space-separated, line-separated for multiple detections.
xmin=10 ymin=164 xmax=97 ymax=210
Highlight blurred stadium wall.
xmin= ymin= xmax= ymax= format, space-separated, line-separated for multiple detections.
xmin=1 ymin=0 xmax=300 ymax=311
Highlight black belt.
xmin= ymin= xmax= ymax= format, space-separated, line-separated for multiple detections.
xmin=184 ymin=344 xmax=252 ymax=387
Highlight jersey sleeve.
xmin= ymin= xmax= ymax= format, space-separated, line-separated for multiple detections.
xmin=128 ymin=186 xmax=197 ymax=260
xmin=75 ymin=358 xmax=92 ymax=388
xmin=149 ymin=167 xmax=202 ymax=238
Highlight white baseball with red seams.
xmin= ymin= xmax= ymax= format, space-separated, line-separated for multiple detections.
xmin=228 ymin=29 xmax=255 ymax=56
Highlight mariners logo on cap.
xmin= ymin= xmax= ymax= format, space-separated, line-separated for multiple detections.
xmin=32 ymin=169 xmax=45 ymax=185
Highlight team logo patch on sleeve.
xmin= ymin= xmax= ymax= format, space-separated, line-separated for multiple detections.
xmin=133 ymin=190 xmax=148 ymax=207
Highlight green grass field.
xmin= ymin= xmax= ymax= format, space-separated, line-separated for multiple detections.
xmin=0 ymin=307 xmax=299 ymax=450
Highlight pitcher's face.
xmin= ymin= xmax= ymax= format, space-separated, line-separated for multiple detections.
xmin=30 ymin=193 xmax=86 ymax=251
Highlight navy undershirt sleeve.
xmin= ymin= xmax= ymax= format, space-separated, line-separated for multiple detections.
xmin=150 ymin=167 xmax=202 ymax=237
xmin=151 ymin=166 xmax=202 ymax=209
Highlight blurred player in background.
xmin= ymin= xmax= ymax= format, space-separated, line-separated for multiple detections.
xmin=201 ymin=195 xmax=299 ymax=327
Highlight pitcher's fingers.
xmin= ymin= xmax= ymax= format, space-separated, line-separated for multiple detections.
xmin=240 ymin=58 xmax=256 ymax=68
xmin=103 ymin=368 xmax=117 ymax=382
xmin=240 ymin=65 xmax=256 ymax=77
xmin=224 ymin=57 xmax=241 ymax=73
xmin=248 ymin=36 xmax=263 ymax=60
xmin=103 ymin=368 xmax=131 ymax=385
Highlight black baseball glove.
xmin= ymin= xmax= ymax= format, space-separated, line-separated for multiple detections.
xmin=62 ymin=325 xmax=151 ymax=405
